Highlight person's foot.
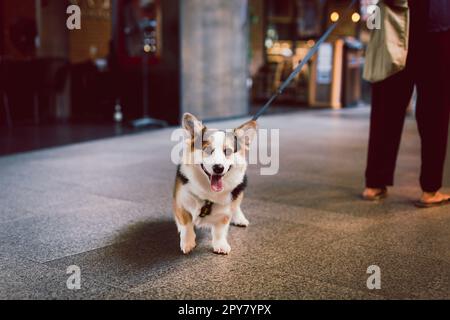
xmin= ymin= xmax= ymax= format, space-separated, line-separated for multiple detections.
xmin=415 ymin=191 xmax=450 ymax=208
xmin=362 ymin=187 xmax=388 ymax=201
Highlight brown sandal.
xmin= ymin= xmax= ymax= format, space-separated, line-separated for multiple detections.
xmin=362 ymin=188 xmax=388 ymax=201
xmin=414 ymin=198 xmax=450 ymax=208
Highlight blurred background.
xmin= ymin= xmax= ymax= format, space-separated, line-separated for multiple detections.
xmin=0 ymin=0 xmax=376 ymax=154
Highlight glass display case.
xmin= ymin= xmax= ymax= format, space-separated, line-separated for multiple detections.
xmin=251 ymin=0 xmax=362 ymax=109
xmin=114 ymin=0 xmax=161 ymax=67
xmin=252 ymin=0 xmax=325 ymax=105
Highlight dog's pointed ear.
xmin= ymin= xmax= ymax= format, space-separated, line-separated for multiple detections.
xmin=182 ymin=113 xmax=204 ymax=138
xmin=234 ymin=120 xmax=257 ymax=150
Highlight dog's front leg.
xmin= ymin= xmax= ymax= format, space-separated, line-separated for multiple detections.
xmin=211 ymin=217 xmax=231 ymax=254
xmin=174 ymin=204 xmax=196 ymax=254
xmin=179 ymin=222 xmax=196 ymax=254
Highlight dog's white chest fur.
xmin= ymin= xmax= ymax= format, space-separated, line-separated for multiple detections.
xmin=179 ymin=187 xmax=231 ymax=225
xmin=177 ymin=164 xmax=244 ymax=224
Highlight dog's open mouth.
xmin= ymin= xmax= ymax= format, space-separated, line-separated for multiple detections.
xmin=210 ymin=174 xmax=224 ymax=192
xmin=201 ymin=164 xmax=224 ymax=192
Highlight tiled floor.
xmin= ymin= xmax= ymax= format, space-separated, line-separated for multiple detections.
xmin=1 ymin=107 xmax=450 ymax=299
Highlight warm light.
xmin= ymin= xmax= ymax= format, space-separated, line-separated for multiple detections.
xmin=144 ymin=44 xmax=151 ymax=53
xmin=330 ymin=12 xmax=339 ymax=22
xmin=352 ymin=12 xmax=361 ymax=23
xmin=265 ymin=39 xmax=274 ymax=49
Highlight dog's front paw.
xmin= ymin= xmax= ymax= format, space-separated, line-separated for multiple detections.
xmin=180 ymin=239 xmax=196 ymax=254
xmin=212 ymin=240 xmax=231 ymax=255
xmin=231 ymin=215 xmax=249 ymax=227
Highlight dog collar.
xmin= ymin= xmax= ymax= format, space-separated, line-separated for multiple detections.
xmin=186 ymin=175 xmax=247 ymax=218
xmin=199 ymin=200 xmax=214 ymax=217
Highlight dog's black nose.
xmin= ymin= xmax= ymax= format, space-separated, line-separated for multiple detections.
xmin=212 ymin=164 xmax=224 ymax=174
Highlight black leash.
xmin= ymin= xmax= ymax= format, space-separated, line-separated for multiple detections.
xmin=252 ymin=0 xmax=357 ymax=121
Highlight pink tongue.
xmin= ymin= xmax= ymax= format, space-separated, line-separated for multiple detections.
xmin=210 ymin=175 xmax=223 ymax=192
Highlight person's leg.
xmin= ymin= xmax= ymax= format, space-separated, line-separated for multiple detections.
xmin=416 ymin=30 xmax=450 ymax=202
xmin=365 ymin=69 xmax=414 ymax=192
xmin=364 ymin=0 xmax=423 ymax=199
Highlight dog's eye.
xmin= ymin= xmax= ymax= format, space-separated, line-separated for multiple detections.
xmin=204 ymin=146 xmax=214 ymax=155
xmin=224 ymin=148 xmax=234 ymax=156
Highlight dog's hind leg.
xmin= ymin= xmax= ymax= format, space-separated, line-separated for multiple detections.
xmin=231 ymin=193 xmax=249 ymax=227
xmin=174 ymin=202 xmax=196 ymax=254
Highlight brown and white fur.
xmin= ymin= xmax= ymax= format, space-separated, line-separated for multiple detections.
xmin=173 ymin=113 xmax=257 ymax=255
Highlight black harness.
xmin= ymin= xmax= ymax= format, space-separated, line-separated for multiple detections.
xmin=199 ymin=200 xmax=214 ymax=218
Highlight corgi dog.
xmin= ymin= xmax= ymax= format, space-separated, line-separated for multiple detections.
xmin=173 ymin=113 xmax=257 ymax=255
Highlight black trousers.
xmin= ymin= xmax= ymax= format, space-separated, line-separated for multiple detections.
xmin=365 ymin=2 xmax=450 ymax=192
